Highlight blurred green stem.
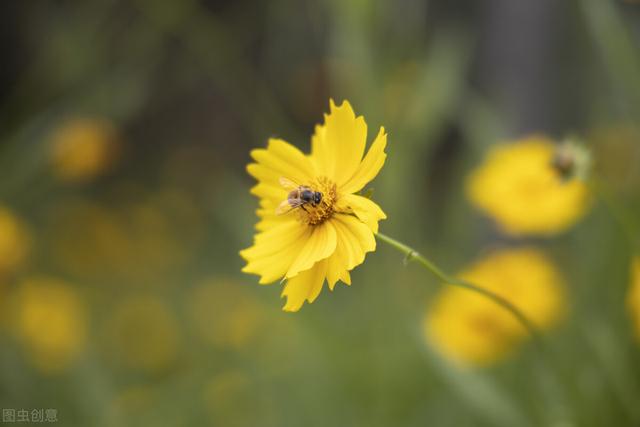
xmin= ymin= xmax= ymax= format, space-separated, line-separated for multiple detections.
xmin=588 ymin=178 xmax=639 ymax=251
xmin=375 ymin=232 xmax=540 ymax=340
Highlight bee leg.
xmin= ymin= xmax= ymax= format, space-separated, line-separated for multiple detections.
xmin=301 ymin=205 xmax=309 ymax=213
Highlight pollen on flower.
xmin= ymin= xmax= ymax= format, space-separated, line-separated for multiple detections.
xmin=298 ymin=177 xmax=338 ymax=226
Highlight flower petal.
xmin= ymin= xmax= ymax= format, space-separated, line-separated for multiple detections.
xmin=325 ymin=240 xmax=351 ymax=289
xmin=249 ymin=183 xmax=287 ymax=206
xmin=253 ymin=199 xmax=292 ymax=231
xmin=285 ymin=221 xmax=337 ymax=278
xmin=255 ymin=211 xmax=291 ymax=231
xmin=281 ymin=260 xmax=328 ymax=312
xmin=340 ymin=270 xmax=351 ymax=286
xmin=246 ymin=163 xmax=282 ymax=185
xmin=311 ymin=100 xmax=367 ymax=187
xmin=340 ymin=127 xmax=387 ymax=194
xmin=250 ymin=138 xmax=316 ymax=187
xmin=325 ymin=214 xmax=376 ymax=290
xmin=337 ymin=194 xmax=387 ymax=233
xmin=240 ymin=220 xmax=310 ymax=284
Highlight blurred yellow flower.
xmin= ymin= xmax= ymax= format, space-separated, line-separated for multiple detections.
xmin=12 ymin=277 xmax=87 ymax=374
xmin=627 ymin=256 xmax=640 ymax=341
xmin=425 ymin=247 xmax=566 ymax=366
xmin=102 ymin=295 xmax=179 ymax=373
xmin=240 ymin=100 xmax=387 ymax=311
xmin=49 ymin=117 xmax=120 ymax=183
xmin=187 ymin=279 xmax=264 ymax=349
xmin=466 ymin=136 xmax=590 ymax=236
xmin=0 ymin=206 xmax=30 ymax=277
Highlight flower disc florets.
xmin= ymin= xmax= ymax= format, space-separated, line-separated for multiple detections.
xmin=299 ymin=177 xmax=337 ymax=226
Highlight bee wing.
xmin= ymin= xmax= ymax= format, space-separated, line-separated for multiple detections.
xmin=275 ymin=199 xmax=300 ymax=215
xmin=279 ymin=177 xmax=299 ymax=190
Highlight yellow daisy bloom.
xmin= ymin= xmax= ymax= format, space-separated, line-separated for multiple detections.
xmin=425 ymin=247 xmax=566 ymax=366
xmin=49 ymin=117 xmax=120 ymax=183
xmin=240 ymin=100 xmax=387 ymax=311
xmin=466 ymin=136 xmax=590 ymax=236
xmin=627 ymin=256 xmax=640 ymax=341
xmin=12 ymin=277 xmax=87 ymax=374
xmin=0 ymin=206 xmax=30 ymax=277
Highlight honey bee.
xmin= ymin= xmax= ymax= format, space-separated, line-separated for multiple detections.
xmin=551 ymin=144 xmax=575 ymax=179
xmin=275 ymin=177 xmax=323 ymax=215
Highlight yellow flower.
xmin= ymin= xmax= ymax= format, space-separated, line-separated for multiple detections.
xmin=627 ymin=256 xmax=640 ymax=341
xmin=466 ymin=136 xmax=590 ymax=236
xmin=50 ymin=117 xmax=120 ymax=183
xmin=0 ymin=206 xmax=30 ymax=277
xmin=240 ymin=100 xmax=387 ymax=311
xmin=425 ymin=247 xmax=565 ymax=366
xmin=12 ymin=277 xmax=87 ymax=374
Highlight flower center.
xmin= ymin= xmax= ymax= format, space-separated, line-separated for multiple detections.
xmin=299 ymin=177 xmax=337 ymax=226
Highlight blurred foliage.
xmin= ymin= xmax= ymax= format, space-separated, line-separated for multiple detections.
xmin=0 ymin=0 xmax=640 ymax=426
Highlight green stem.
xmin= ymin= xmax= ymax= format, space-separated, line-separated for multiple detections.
xmin=588 ymin=178 xmax=639 ymax=252
xmin=375 ymin=231 xmax=541 ymax=341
